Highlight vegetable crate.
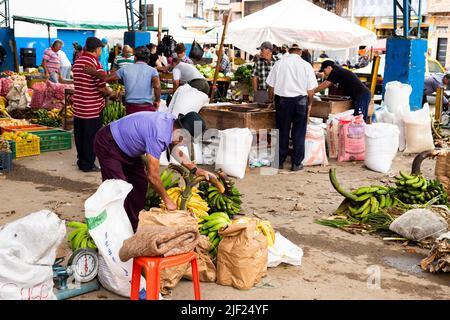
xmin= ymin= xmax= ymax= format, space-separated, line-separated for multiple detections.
xmin=0 ymin=151 xmax=12 ymax=173
xmin=7 ymin=138 xmax=40 ymax=158
xmin=1 ymin=124 xmax=46 ymax=134
xmin=26 ymin=129 xmax=72 ymax=152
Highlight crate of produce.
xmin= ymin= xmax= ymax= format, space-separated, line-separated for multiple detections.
xmin=13 ymin=125 xmax=52 ymax=132
xmin=3 ymin=133 xmax=40 ymax=158
xmin=0 ymin=124 xmax=45 ymax=134
xmin=26 ymin=129 xmax=72 ymax=152
xmin=0 ymin=151 xmax=13 ymax=173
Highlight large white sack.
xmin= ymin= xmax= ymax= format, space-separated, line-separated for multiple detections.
xmin=403 ymin=104 xmax=434 ymax=154
xmin=85 ymin=179 xmax=136 ymax=297
xmin=168 ymin=84 xmax=209 ymax=117
xmin=384 ymin=81 xmax=412 ymax=115
xmin=0 ymin=210 xmax=66 ymax=300
xmin=215 ymin=128 xmax=253 ymax=179
xmin=364 ymin=123 xmax=399 ymax=173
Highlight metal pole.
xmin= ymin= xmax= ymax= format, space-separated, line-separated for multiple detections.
xmin=436 ymin=87 xmax=443 ymax=122
xmin=417 ymin=0 xmax=422 ymax=38
xmin=403 ymin=0 xmax=409 ymax=37
xmin=393 ymin=1 xmax=397 ymax=36
xmin=48 ymin=24 xmax=51 ymax=47
xmin=158 ymin=8 xmax=162 ymax=44
xmin=12 ymin=18 xmax=19 ymax=72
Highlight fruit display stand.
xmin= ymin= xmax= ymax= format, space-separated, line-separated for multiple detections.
xmin=199 ymin=103 xmax=275 ymax=131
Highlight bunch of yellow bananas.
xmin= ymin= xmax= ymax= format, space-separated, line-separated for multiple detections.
xmin=162 ymin=187 xmax=210 ymax=221
xmin=59 ymin=105 xmax=74 ymax=118
xmin=232 ymin=216 xmax=276 ymax=247
xmin=49 ymin=108 xmax=61 ymax=120
xmin=0 ymin=96 xmax=10 ymax=118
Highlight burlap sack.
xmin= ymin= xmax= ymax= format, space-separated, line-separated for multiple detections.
xmin=137 ymin=208 xmax=198 ymax=295
xmin=216 ymin=220 xmax=268 ymax=290
xmin=435 ymin=153 xmax=448 ymax=178
xmin=183 ymin=235 xmax=217 ymax=282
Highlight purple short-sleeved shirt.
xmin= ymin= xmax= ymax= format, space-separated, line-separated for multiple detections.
xmin=110 ymin=112 xmax=176 ymax=159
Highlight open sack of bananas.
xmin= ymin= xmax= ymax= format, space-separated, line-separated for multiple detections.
xmin=317 ymin=151 xmax=450 ymax=237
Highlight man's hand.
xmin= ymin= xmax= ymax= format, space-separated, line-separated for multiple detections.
xmin=195 ymin=168 xmax=216 ymax=181
xmin=163 ymin=196 xmax=177 ymax=211
xmin=153 ymin=100 xmax=161 ymax=110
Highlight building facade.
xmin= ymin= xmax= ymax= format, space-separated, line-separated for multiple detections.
xmin=427 ymin=0 xmax=450 ymax=68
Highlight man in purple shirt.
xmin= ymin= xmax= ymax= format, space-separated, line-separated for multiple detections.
xmin=94 ymin=111 xmax=214 ymax=231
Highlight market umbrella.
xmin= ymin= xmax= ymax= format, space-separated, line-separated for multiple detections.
xmin=227 ymin=0 xmax=376 ymax=54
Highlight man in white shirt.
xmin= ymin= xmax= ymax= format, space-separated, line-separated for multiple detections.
xmin=172 ymin=58 xmax=210 ymax=95
xmin=266 ymin=44 xmax=318 ymax=171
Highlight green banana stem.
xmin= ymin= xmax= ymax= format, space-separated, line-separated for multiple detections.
xmin=329 ymin=168 xmax=358 ymax=201
xmin=411 ymin=150 xmax=438 ymax=175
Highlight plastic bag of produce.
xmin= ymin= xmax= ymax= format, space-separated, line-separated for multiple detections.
xmin=303 ymin=122 xmax=328 ymax=166
xmin=364 ymin=123 xmax=399 ymax=173
xmin=268 ymin=233 xmax=303 ymax=268
xmin=403 ymin=104 xmax=434 ymax=154
xmin=216 ymin=220 xmax=268 ymax=290
xmin=30 ymin=82 xmax=47 ymax=109
xmin=84 ymin=179 xmax=137 ymax=297
xmin=326 ymin=109 xmax=354 ymax=159
xmin=0 ymin=210 xmax=66 ymax=300
xmin=215 ymin=128 xmax=253 ymax=179
xmin=0 ymin=77 xmax=13 ymax=97
xmin=384 ymin=81 xmax=412 ymax=115
xmin=168 ymin=84 xmax=209 ymax=118
xmin=389 ymin=208 xmax=448 ymax=241
xmin=337 ymin=115 xmax=365 ymax=162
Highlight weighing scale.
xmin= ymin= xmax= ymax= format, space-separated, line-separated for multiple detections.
xmin=53 ymin=248 xmax=100 ymax=300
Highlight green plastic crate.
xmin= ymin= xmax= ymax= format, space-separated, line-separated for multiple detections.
xmin=8 ymin=140 xmax=15 ymax=159
xmin=28 ymin=129 xmax=72 ymax=152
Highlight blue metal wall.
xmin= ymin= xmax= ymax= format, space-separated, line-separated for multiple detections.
xmin=382 ymin=37 xmax=427 ymax=111
xmin=0 ymin=28 xmax=14 ymax=71
xmin=56 ymin=29 xmax=95 ymax=64
xmin=15 ymin=37 xmax=55 ymax=67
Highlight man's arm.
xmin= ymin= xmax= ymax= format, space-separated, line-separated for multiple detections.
xmin=252 ymin=76 xmax=258 ymax=93
xmin=146 ymin=154 xmax=177 ymax=211
xmin=42 ymin=59 xmax=50 ymax=78
xmin=173 ymin=80 xmax=180 ymax=94
xmin=171 ymin=144 xmax=216 ymax=181
xmin=152 ymin=76 xmax=161 ymax=109
xmin=313 ymin=80 xmax=333 ymax=93
xmin=85 ymin=65 xmax=119 ymax=82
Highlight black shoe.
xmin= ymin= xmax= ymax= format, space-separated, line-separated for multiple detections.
xmin=278 ymin=163 xmax=284 ymax=169
xmin=291 ymin=164 xmax=304 ymax=171
xmin=82 ymin=165 xmax=101 ymax=173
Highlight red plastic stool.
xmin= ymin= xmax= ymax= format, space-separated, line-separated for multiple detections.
xmin=130 ymin=251 xmax=201 ymax=300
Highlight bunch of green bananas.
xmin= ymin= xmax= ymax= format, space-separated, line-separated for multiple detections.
xmin=144 ymin=169 xmax=180 ymax=210
xmin=103 ymin=101 xmax=126 ymax=126
xmin=32 ymin=109 xmax=61 ymax=127
xmin=394 ymin=171 xmax=448 ymax=205
xmin=198 ymin=212 xmax=231 ymax=257
xmin=67 ymin=221 xmax=97 ymax=251
xmin=330 ymin=168 xmax=396 ymax=222
xmin=199 ymin=181 xmax=242 ymax=217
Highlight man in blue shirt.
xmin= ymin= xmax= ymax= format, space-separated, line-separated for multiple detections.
xmin=94 ymin=111 xmax=215 ymax=231
xmin=85 ymin=46 xmax=161 ymax=114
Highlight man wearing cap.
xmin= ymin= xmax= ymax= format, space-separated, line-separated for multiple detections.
xmin=266 ymin=44 xmax=318 ymax=171
xmin=252 ymin=41 xmax=279 ymax=104
xmin=94 ymin=111 xmax=214 ymax=231
xmin=423 ymin=73 xmax=450 ymax=111
xmin=171 ymin=57 xmax=210 ymax=95
xmin=314 ymin=60 xmax=371 ymax=122
xmin=72 ymin=37 xmax=116 ymax=172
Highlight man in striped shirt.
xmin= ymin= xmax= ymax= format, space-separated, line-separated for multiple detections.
xmin=111 ymin=45 xmax=135 ymax=72
xmin=42 ymin=40 xmax=63 ymax=83
xmin=72 ymin=37 xmax=115 ymax=172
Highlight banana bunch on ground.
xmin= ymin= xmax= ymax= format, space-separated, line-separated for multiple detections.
xmin=161 ymin=187 xmax=210 ymax=220
xmin=199 ymin=181 xmax=242 ymax=217
xmin=103 ymin=101 xmax=126 ymax=126
xmin=67 ymin=221 xmax=97 ymax=251
xmin=198 ymin=212 xmax=232 ymax=257
xmin=329 ymin=168 xmax=396 ymax=222
xmin=394 ymin=171 xmax=448 ymax=205
xmin=144 ymin=169 xmax=180 ymax=210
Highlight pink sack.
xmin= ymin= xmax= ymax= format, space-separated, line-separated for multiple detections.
xmin=338 ymin=115 xmax=365 ymax=162
xmin=30 ymin=82 xmax=47 ymax=109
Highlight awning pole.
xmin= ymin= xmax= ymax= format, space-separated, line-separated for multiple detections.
xmin=12 ymin=18 xmax=19 ymax=72
xmin=48 ymin=24 xmax=51 ymax=47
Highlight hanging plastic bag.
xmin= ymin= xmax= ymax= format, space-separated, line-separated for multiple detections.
xmin=268 ymin=233 xmax=304 ymax=268
xmin=364 ymin=123 xmax=399 ymax=173
xmin=189 ymin=40 xmax=204 ymax=61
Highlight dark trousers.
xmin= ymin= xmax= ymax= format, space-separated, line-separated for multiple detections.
xmin=94 ymin=126 xmax=147 ymax=232
xmin=276 ymin=95 xmax=308 ymax=166
xmin=125 ymin=103 xmax=156 ymax=115
xmin=74 ymin=116 xmax=103 ymax=171
xmin=352 ymin=91 xmax=372 ymax=122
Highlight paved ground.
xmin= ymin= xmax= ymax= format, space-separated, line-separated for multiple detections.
xmin=0 ymin=146 xmax=449 ymax=300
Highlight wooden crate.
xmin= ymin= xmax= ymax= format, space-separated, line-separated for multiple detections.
xmin=199 ymin=103 xmax=275 ymax=131
xmin=310 ymin=96 xmax=352 ymax=120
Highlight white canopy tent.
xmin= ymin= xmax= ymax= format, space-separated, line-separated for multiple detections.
xmin=227 ymin=0 xmax=377 ymax=54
